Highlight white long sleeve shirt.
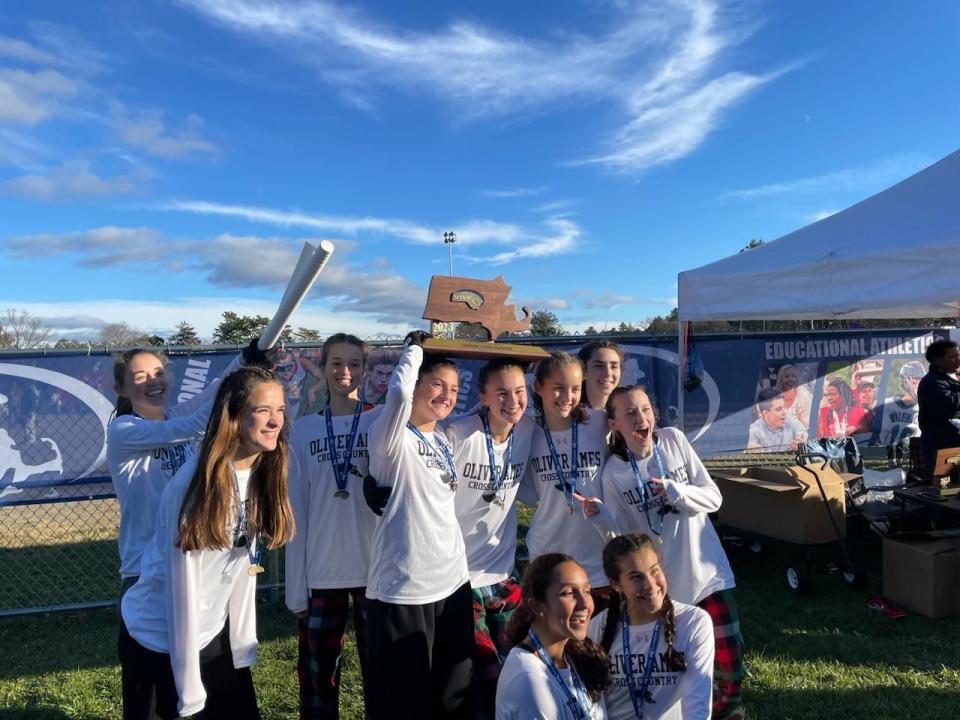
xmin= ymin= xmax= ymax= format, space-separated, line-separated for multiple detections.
xmin=496 ymin=646 xmax=607 ymax=720
xmin=107 ymin=355 xmax=240 ymax=578
xmin=447 ymin=413 xmax=535 ymax=588
xmin=598 ymin=428 xmax=735 ymax=605
xmin=521 ymin=409 xmax=610 ymax=586
xmin=121 ymin=456 xmax=258 ymax=717
xmin=587 ymin=602 xmax=715 ymax=720
xmin=365 ymin=345 xmax=469 ymax=604
xmin=285 ymin=405 xmax=381 ymax=612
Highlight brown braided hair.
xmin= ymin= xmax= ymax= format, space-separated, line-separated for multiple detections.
xmin=599 ymin=533 xmax=687 ymax=672
xmin=506 ymin=553 xmax=610 ymax=701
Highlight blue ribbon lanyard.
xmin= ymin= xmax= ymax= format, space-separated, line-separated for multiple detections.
xmin=626 ymin=447 xmax=664 ymax=539
xmin=406 ymin=422 xmax=458 ymax=489
xmin=621 ymin=613 xmax=661 ymax=719
xmin=527 ymin=629 xmax=591 ymax=720
xmin=324 ymin=400 xmax=363 ymax=496
xmin=232 ymin=469 xmax=263 ymax=573
xmin=542 ymin=419 xmax=579 ymax=512
xmin=479 ymin=409 xmax=515 ymax=505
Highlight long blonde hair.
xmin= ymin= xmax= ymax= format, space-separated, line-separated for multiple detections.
xmin=177 ymin=366 xmax=294 ymax=552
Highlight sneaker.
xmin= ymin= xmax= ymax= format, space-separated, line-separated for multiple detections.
xmin=866 ymin=595 xmax=907 ymax=619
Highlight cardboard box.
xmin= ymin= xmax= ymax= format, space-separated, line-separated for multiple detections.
xmin=711 ymin=465 xmax=846 ymax=544
xmin=883 ymin=532 xmax=960 ymax=618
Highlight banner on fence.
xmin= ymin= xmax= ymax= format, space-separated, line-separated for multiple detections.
xmin=1 ymin=328 xmax=952 ymax=504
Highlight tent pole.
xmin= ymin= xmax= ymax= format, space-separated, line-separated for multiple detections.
xmin=677 ymin=319 xmax=685 ymax=432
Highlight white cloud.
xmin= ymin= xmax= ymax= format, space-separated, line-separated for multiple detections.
xmin=808 ymin=209 xmax=837 ymax=223
xmin=580 ymin=291 xmax=638 ymax=309
xmin=1 ymin=160 xmax=141 ymax=201
xmin=523 ymin=297 xmax=570 ymax=311
xmin=179 ymin=0 xmax=783 ymax=173
xmin=0 ymin=36 xmax=58 ymax=65
xmin=480 ymin=187 xmax=547 ymax=198
xmin=721 ymin=153 xmax=931 ymax=201
xmin=11 ymin=226 xmax=171 ymax=266
xmin=114 ymin=107 xmax=220 ymax=159
xmin=476 ymin=218 xmax=581 ymax=264
xmin=0 ymin=67 xmax=78 ymax=124
xmin=159 ymin=199 xmax=583 ymax=261
xmin=6 ymin=226 xmax=426 ymax=324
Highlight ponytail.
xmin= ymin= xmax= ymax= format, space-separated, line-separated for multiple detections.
xmin=599 ymin=596 xmax=622 ymax=652
xmin=567 ymin=638 xmax=610 ymax=702
xmin=660 ymin=594 xmax=687 ymax=672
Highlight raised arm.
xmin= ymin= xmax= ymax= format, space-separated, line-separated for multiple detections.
xmin=661 ymin=432 xmax=723 ymax=515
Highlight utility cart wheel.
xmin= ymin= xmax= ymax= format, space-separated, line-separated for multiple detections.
xmin=785 ymin=561 xmax=811 ymax=595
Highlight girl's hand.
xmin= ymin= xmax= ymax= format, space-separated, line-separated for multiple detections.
xmin=577 ymin=494 xmax=603 ymax=518
xmin=648 ymin=476 xmax=669 ymax=499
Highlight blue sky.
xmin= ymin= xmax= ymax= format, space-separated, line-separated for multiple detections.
xmin=0 ymin=0 xmax=957 ymax=341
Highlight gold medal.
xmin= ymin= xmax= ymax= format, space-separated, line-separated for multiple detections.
xmin=247 ymin=564 xmax=265 ymax=576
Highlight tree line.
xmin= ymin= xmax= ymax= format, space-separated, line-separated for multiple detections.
xmin=1 ymin=307 xmax=955 ymax=351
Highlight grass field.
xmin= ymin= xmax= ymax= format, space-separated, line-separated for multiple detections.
xmin=2 ymin=529 xmax=959 ymax=719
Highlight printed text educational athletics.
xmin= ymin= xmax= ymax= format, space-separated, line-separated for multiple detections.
xmin=765 ymin=334 xmax=936 ymax=361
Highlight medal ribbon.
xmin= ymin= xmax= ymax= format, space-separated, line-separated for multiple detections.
xmin=479 ymin=409 xmax=515 ymax=503
xmin=626 ymin=446 xmax=665 ymax=539
xmin=621 ymin=611 xmax=661 ymax=719
xmin=324 ymin=400 xmax=363 ymax=493
xmin=232 ymin=468 xmax=262 ymax=569
xmin=527 ymin=629 xmax=591 ymax=720
xmin=406 ymin=423 xmax=458 ymax=486
xmin=542 ymin=419 xmax=579 ymax=511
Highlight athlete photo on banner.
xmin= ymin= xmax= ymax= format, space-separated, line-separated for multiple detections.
xmin=870 ymin=357 xmax=925 ymax=448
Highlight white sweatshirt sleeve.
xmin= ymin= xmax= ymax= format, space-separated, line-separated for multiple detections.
xmin=228 ymin=565 xmax=258 ymax=669
xmin=164 ymin=494 xmax=206 ymax=716
xmin=167 ymin=354 xmax=241 ymax=418
xmin=679 ymin=608 xmax=716 ymax=720
xmin=284 ymin=430 xmax=309 ymax=614
xmin=368 ymin=344 xmax=421 ymax=474
xmin=661 ymin=432 xmax=723 ymax=515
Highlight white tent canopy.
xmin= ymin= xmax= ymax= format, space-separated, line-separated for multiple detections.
xmin=678 ymin=149 xmax=960 ymax=321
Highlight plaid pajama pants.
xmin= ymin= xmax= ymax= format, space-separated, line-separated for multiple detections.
xmin=298 ymin=587 xmax=368 ymax=720
xmin=698 ymin=588 xmax=746 ymax=719
xmin=472 ymin=577 xmax=522 ymax=715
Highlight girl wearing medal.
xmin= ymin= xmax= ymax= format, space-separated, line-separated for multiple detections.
xmin=578 ymin=341 xmax=624 ymax=411
xmin=496 ymin=553 xmax=609 ymax=719
xmin=587 ymin=386 xmax=743 ymax=720
xmin=107 ymin=345 xmax=252 ymax=595
xmin=523 ymin=353 xmax=611 ymax=612
xmin=588 ymin=534 xmax=714 ymax=720
xmin=446 ymin=358 xmax=537 ymax=714
xmin=119 ymin=366 xmax=294 ymax=719
xmin=285 ymin=334 xmax=381 ymax=719
xmin=363 ymin=331 xmax=474 ymax=718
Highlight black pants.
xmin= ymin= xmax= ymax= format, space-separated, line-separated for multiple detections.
xmin=365 ymin=582 xmax=475 ymax=719
xmin=118 ymin=618 xmax=260 ymax=720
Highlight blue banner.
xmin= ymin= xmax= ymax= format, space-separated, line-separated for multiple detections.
xmin=1 ymin=328 xmax=952 ymax=504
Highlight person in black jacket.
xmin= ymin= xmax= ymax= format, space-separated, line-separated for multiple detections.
xmin=918 ymin=339 xmax=960 ymax=479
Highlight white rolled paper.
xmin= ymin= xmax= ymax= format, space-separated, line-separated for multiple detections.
xmin=258 ymin=239 xmax=335 ymax=350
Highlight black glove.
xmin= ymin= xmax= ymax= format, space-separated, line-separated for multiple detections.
xmin=404 ymin=330 xmax=432 ymax=348
xmin=363 ymin=475 xmax=392 ymax=516
xmin=242 ymin=337 xmax=271 ymax=368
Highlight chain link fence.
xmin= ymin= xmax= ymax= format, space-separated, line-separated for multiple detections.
xmin=0 ymin=329 xmax=923 ymax=614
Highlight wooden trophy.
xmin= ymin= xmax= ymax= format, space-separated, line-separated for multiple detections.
xmin=421 ymin=275 xmax=550 ymax=360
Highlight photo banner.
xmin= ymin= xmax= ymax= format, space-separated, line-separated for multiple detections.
xmin=1 ymin=328 xmax=953 ymax=504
